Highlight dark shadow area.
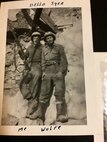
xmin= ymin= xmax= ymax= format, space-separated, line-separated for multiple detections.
xmin=0 ymin=135 xmax=94 ymax=142
xmin=90 ymin=0 xmax=107 ymax=52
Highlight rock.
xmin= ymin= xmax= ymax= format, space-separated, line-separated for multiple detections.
xmin=18 ymin=118 xmax=43 ymax=125
xmin=2 ymin=91 xmax=28 ymax=122
xmin=45 ymin=96 xmax=56 ymax=125
xmin=68 ymin=101 xmax=86 ymax=120
xmin=51 ymin=118 xmax=86 ymax=125
xmin=8 ymin=65 xmax=16 ymax=72
xmin=2 ymin=114 xmax=19 ymax=125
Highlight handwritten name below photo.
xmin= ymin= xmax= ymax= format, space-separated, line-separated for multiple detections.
xmin=30 ymin=1 xmax=64 ymax=7
xmin=18 ymin=126 xmax=62 ymax=132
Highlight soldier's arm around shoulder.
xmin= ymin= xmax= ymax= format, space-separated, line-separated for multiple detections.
xmin=58 ymin=44 xmax=68 ymax=75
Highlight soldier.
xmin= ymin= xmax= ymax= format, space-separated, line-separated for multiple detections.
xmin=19 ymin=32 xmax=43 ymax=118
xmin=29 ymin=31 xmax=68 ymax=123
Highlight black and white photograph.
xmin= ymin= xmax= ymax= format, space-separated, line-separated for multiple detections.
xmin=1 ymin=7 xmax=87 ymax=126
xmin=0 ymin=0 xmax=104 ymax=141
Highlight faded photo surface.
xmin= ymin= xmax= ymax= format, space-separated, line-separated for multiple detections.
xmin=1 ymin=8 xmax=86 ymax=125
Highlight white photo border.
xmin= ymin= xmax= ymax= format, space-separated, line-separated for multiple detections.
xmin=0 ymin=0 xmax=104 ymax=142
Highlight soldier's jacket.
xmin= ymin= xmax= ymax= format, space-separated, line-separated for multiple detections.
xmin=42 ymin=43 xmax=68 ymax=74
xmin=19 ymin=42 xmax=43 ymax=99
xmin=25 ymin=43 xmax=43 ymax=63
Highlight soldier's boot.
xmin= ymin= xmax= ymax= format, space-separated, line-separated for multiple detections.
xmin=56 ymin=103 xmax=68 ymax=123
xmin=29 ymin=102 xmax=48 ymax=123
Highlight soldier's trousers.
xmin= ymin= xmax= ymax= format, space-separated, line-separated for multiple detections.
xmin=26 ymin=63 xmax=42 ymax=115
xmin=29 ymin=63 xmax=42 ymax=99
xmin=39 ymin=69 xmax=65 ymax=105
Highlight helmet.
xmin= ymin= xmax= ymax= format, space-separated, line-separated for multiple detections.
xmin=44 ymin=31 xmax=56 ymax=42
xmin=31 ymin=32 xmax=41 ymax=41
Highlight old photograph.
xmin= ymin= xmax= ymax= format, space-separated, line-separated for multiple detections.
xmin=0 ymin=0 xmax=105 ymax=141
xmin=1 ymin=7 xmax=87 ymax=126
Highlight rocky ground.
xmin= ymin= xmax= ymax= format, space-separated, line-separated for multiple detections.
xmin=2 ymin=8 xmax=87 ymax=125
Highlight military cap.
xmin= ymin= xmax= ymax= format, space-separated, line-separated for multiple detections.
xmin=44 ymin=31 xmax=56 ymax=41
xmin=31 ymin=32 xmax=41 ymax=41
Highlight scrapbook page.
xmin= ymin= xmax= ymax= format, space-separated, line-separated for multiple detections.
xmin=0 ymin=0 xmax=104 ymax=142
xmin=94 ymin=54 xmax=107 ymax=142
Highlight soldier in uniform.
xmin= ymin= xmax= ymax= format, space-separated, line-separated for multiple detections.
xmin=29 ymin=31 xmax=68 ymax=123
xmin=19 ymin=32 xmax=43 ymax=118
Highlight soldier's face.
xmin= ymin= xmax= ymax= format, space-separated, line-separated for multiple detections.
xmin=33 ymin=36 xmax=40 ymax=45
xmin=46 ymin=36 xmax=54 ymax=45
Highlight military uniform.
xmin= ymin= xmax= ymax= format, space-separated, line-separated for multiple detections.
xmin=29 ymin=32 xmax=68 ymax=123
xmin=33 ymin=43 xmax=68 ymax=123
xmin=25 ymin=43 xmax=43 ymax=116
xmin=19 ymin=41 xmax=43 ymax=117
xmin=25 ymin=43 xmax=42 ymax=99
xmin=40 ymin=43 xmax=68 ymax=104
